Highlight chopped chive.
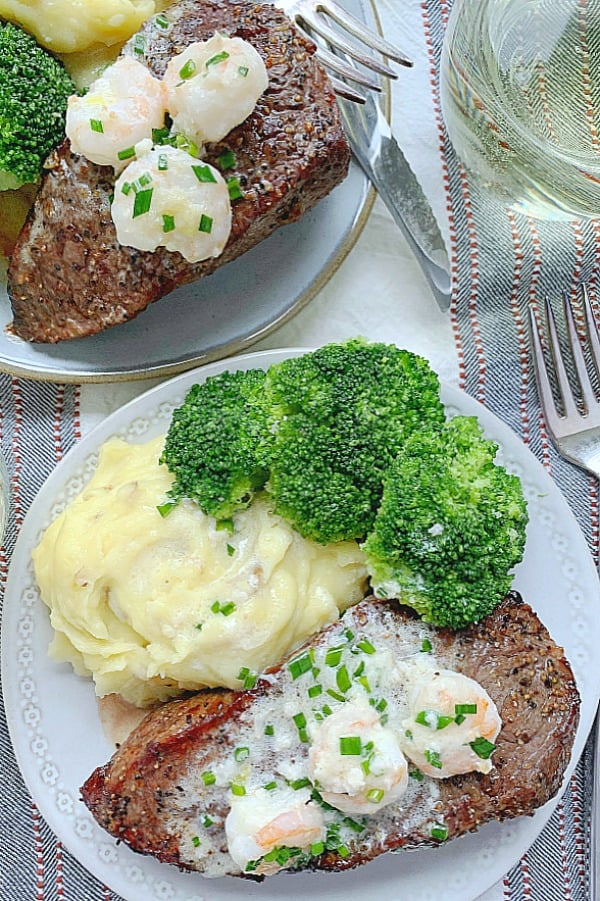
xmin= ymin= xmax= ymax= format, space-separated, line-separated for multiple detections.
xmin=289 ymin=777 xmax=311 ymax=790
xmin=152 ymin=125 xmax=171 ymax=143
xmin=217 ymin=150 xmax=236 ymax=170
xmin=310 ymin=841 xmax=324 ymax=856
xmin=469 ymin=737 xmax=496 ymax=759
xmin=336 ymin=664 xmax=351 ymax=693
xmin=179 ymin=58 xmax=197 ymax=79
xmin=192 ymin=163 xmax=217 ymax=184
xmin=264 ymin=723 xmax=274 ymax=736
xmin=356 ymin=638 xmax=376 ymax=654
xmin=322 ymin=704 xmax=333 ymax=717
xmin=132 ymin=188 xmax=153 ymax=218
xmin=117 ymin=145 xmax=135 ymax=161
xmin=137 ymin=171 xmax=152 ymax=188
xmin=201 ymin=771 xmax=216 ymax=786
xmin=175 ymin=133 xmax=200 ymax=157
xmin=226 ymin=543 xmax=235 ymax=556
xmin=425 ymin=749 xmax=443 ymax=770
xmin=202 ymin=814 xmax=213 ymax=827
xmin=226 ymin=176 xmax=244 ymax=200
xmin=206 ymin=50 xmax=230 ymax=67
xmin=90 ymin=118 xmax=104 ymax=133
xmin=237 ymin=667 xmax=257 ymax=689
xmin=156 ymin=12 xmax=169 ymax=26
xmin=366 ymin=788 xmax=384 ymax=803
xmin=344 ymin=628 xmax=355 ymax=642
xmin=455 ymin=703 xmax=478 ymax=716
xmin=308 ymin=683 xmax=322 ymax=698
xmin=409 ymin=767 xmax=424 ymax=781
xmin=339 ymin=735 xmax=362 ymax=756
xmin=121 ymin=181 xmax=132 ymax=195
xmin=430 ymin=823 xmax=448 ymax=841
xmin=238 ymin=65 xmax=249 ymax=76
xmin=162 ymin=214 xmax=176 ymax=233
xmin=415 ymin=710 xmax=455 ymax=730
xmin=293 ymin=711 xmax=308 ymax=742
xmin=264 ymin=780 xmax=277 ymax=790
xmin=221 ymin=601 xmax=236 ymax=617
xmin=158 ymin=153 xmax=168 ymax=171
xmin=325 ymin=647 xmax=343 ymax=667
xmin=234 ymin=746 xmax=250 ymax=762
xmin=356 ymin=675 xmax=371 ymax=694
xmin=337 ymin=844 xmax=350 ymax=858
xmin=198 ymin=214 xmax=213 ymax=234
xmin=231 ymin=783 xmax=246 ymax=796
xmin=134 ymin=34 xmax=145 ymax=54
xmin=289 ymin=653 xmax=313 ymax=680
xmin=215 ymin=518 xmax=234 ymax=533
xmin=420 ymin=637 xmax=433 ymax=652
xmin=326 ymin=688 xmax=346 ymax=703
xmin=353 ymin=660 xmax=365 ymax=678
xmin=156 ymin=500 xmax=176 ymax=517
xmin=192 ymin=835 xmax=200 ymax=847
xmin=195 ymin=623 xmax=203 ymax=631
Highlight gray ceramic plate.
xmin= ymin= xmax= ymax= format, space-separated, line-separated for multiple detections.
xmin=0 ymin=0 xmax=376 ymax=383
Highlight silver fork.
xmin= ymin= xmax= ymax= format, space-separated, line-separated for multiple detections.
xmin=275 ymin=0 xmax=413 ymax=102
xmin=529 ymin=286 xmax=600 ymax=901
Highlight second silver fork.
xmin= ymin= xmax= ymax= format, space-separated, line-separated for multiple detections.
xmin=529 ymin=286 xmax=600 ymax=901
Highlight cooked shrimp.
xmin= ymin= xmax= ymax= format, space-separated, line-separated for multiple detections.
xmin=111 ymin=145 xmax=231 ymax=262
xmin=225 ymin=786 xmax=325 ymax=875
xmin=163 ymin=33 xmax=268 ymax=146
xmin=307 ymin=698 xmax=409 ymax=816
xmin=400 ymin=668 xmax=502 ymax=778
xmin=65 ymin=56 xmax=167 ymax=171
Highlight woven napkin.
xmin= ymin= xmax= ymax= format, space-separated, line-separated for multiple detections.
xmin=0 ymin=0 xmax=596 ymax=899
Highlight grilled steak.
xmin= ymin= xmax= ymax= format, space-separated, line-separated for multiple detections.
xmin=8 ymin=0 xmax=350 ymax=343
xmin=81 ymin=592 xmax=580 ymax=878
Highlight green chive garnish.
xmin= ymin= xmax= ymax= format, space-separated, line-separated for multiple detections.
xmin=366 ymin=788 xmax=384 ymax=803
xmin=308 ymin=683 xmax=322 ymax=698
xmin=121 ymin=182 xmax=132 ymax=195
xmin=201 ymin=771 xmax=216 ymax=785
xmin=356 ymin=638 xmax=376 ymax=655
xmin=289 ymin=777 xmax=311 ymax=790
xmin=425 ymin=749 xmax=443 ymax=769
xmin=132 ymin=188 xmax=153 ymax=218
xmin=289 ymin=653 xmax=312 ymax=680
xmin=336 ymin=664 xmax=351 ymax=693
xmin=192 ymin=835 xmax=200 ymax=847
xmin=162 ymin=214 xmax=176 ymax=233
xmin=227 ymin=176 xmax=244 ymax=200
xmin=231 ymin=783 xmax=246 ymax=796
xmin=238 ymin=65 xmax=249 ymax=76
xmin=420 ymin=637 xmax=433 ymax=652
xmin=430 ymin=823 xmax=448 ymax=841
xmin=339 ymin=735 xmax=362 ymax=756
xmin=134 ymin=34 xmax=145 ymax=54
xmin=206 ymin=50 xmax=230 ymax=67
xmin=202 ymin=815 xmax=213 ymax=827
xmin=117 ymin=146 xmax=135 ymax=161
xmin=415 ymin=710 xmax=455 ymax=730
xmin=179 ymin=58 xmax=197 ymax=79
xmin=234 ymin=746 xmax=250 ymax=762
xmin=310 ymin=841 xmax=324 ymax=856
xmin=469 ymin=737 xmax=496 ymax=759
xmin=198 ymin=214 xmax=213 ymax=234
xmin=217 ymin=149 xmax=236 ymax=170
xmin=156 ymin=12 xmax=169 ymax=27
xmin=409 ymin=767 xmax=424 ymax=781
xmin=264 ymin=780 xmax=277 ymax=790
xmin=325 ymin=647 xmax=343 ymax=667
xmin=158 ymin=153 xmax=168 ymax=171
xmin=226 ymin=543 xmax=235 ymax=556
xmin=237 ymin=667 xmax=257 ymax=688
xmin=264 ymin=724 xmax=274 ymax=736
xmin=156 ymin=500 xmax=176 ymax=517
xmin=192 ymin=164 xmax=217 ymax=184
xmin=90 ymin=118 xmax=104 ymax=133
xmin=455 ymin=703 xmax=478 ymax=715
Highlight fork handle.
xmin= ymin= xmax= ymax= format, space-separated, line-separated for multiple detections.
xmin=592 ymin=705 xmax=600 ymax=901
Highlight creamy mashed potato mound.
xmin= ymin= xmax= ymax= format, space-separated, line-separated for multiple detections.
xmin=33 ymin=436 xmax=368 ymax=707
xmin=0 ymin=0 xmax=157 ymax=53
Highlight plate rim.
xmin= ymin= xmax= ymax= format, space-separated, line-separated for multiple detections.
xmin=3 ymin=344 xmax=599 ymax=901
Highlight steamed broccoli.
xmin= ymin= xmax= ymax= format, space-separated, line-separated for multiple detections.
xmin=362 ymin=415 xmax=528 ymax=629
xmin=264 ymin=339 xmax=446 ymax=543
xmin=0 ymin=21 xmax=75 ymax=191
xmin=160 ymin=369 xmax=269 ymax=519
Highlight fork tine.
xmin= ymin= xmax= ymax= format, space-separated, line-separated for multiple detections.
xmin=582 ymin=284 xmax=600 ymax=379
xmin=301 ymin=12 xmax=399 ymax=79
xmin=311 ymin=44 xmax=384 ymax=89
xmin=329 ymin=75 xmax=367 ymax=103
xmin=545 ymin=296 xmax=581 ymax=420
xmin=529 ymin=306 xmax=566 ymax=439
xmin=563 ymin=291 xmax=597 ymax=414
xmin=313 ymin=0 xmax=413 ymax=66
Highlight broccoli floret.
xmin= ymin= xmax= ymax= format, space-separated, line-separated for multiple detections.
xmin=160 ymin=369 xmax=269 ymax=520
xmin=0 ymin=21 xmax=75 ymax=190
xmin=362 ymin=415 xmax=528 ymax=629
xmin=264 ymin=339 xmax=446 ymax=543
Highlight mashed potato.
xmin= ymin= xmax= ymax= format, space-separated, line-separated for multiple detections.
xmin=33 ymin=436 xmax=368 ymax=707
xmin=0 ymin=0 xmax=157 ymax=53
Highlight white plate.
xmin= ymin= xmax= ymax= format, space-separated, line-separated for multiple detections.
xmin=3 ymin=347 xmax=600 ymax=901
xmin=0 ymin=0 xmax=376 ymax=385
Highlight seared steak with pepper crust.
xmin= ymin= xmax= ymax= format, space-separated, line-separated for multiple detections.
xmin=8 ymin=0 xmax=350 ymax=342
xmin=81 ymin=593 xmax=580 ymax=878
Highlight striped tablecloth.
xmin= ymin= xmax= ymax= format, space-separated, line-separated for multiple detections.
xmin=0 ymin=0 xmax=596 ymax=898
